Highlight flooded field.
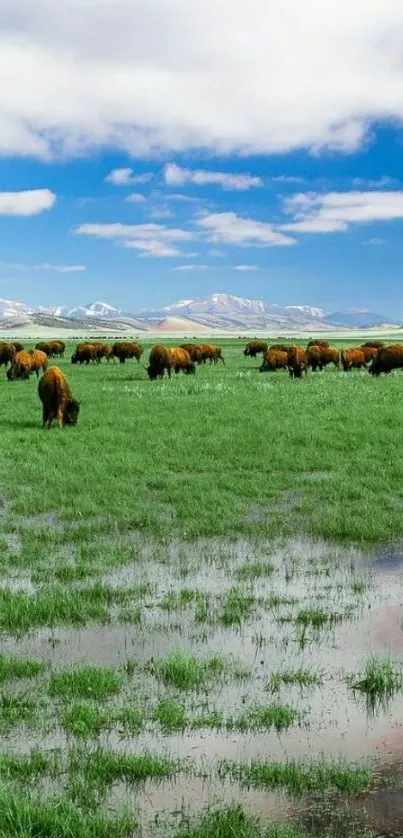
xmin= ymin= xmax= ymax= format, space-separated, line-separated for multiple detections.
xmin=1 ymin=341 xmax=403 ymax=835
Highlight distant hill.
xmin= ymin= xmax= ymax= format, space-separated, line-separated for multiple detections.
xmin=0 ymin=294 xmax=401 ymax=333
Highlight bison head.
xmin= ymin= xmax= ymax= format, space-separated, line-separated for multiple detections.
xmin=243 ymin=348 xmax=249 ymax=356
xmin=71 ymin=354 xmax=78 ymax=364
xmin=63 ymin=399 xmax=80 ymax=425
xmin=146 ymin=365 xmax=158 ymax=380
xmin=6 ymin=367 xmax=16 ymax=381
xmin=185 ymin=363 xmax=196 ymax=375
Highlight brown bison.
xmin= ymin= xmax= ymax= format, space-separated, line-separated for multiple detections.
xmin=147 ymin=344 xmax=172 ymax=380
xmin=7 ymin=349 xmax=48 ymax=380
xmin=243 ymin=340 xmax=268 ymax=358
xmin=0 ymin=342 xmax=15 ymax=368
xmin=170 ymin=347 xmax=196 ymax=375
xmin=260 ymin=349 xmax=289 ymax=372
xmin=180 ymin=344 xmax=203 ymax=363
xmin=287 ymin=346 xmax=307 ymax=378
xmin=71 ymin=343 xmax=97 ymax=365
xmin=357 ymin=345 xmax=377 ymax=363
xmin=269 ymin=344 xmax=291 ymax=353
xmin=369 ymin=344 xmax=403 ymax=375
xmin=90 ymin=342 xmax=114 ymax=363
xmin=35 ymin=341 xmax=64 ymax=357
xmin=306 ymin=346 xmax=340 ymax=372
xmin=363 ymin=340 xmax=384 ymax=349
xmin=112 ymin=341 xmax=143 ymax=363
xmin=11 ymin=342 xmax=24 ymax=353
xmin=38 ymin=367 xmax=80 ymax=429
xmin=307 ymin=339 xmax=329 ymax=349
xmin=199 ymin=344 xmax=225 ymax=364
xmin=341 ymin=348 xmax=367 ymax=371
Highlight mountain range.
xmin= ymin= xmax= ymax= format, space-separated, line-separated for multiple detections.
xmin=0 ymin=294 xmax=401 ymax=334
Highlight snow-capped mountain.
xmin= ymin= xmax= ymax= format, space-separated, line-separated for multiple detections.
xmin=0 ymin=293 xmax=401 ymax=332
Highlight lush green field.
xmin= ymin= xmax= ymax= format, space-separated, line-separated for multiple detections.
xmin=0 ymin=337 xmax=402 ymax=836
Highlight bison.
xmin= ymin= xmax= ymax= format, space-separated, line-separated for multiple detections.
xmin=369 ymin=344 xmax=403 ymax=375
xmin=269 ymin=344 xmax=291 ymax=353
xmin=307 ymin=339 xmax=329 ymax=349
xmin=112 ymin=341 xmax=143 ymax=363
xmin=287 ymin=346 xmax=307 ymax=378
xmin=11 ymin=342 xmax=24 ymax=353
xmin=38 ymin=367 xmax=80 ymax=429
xmin=180 ymin=344 xmax=203 ymax=363
xmin=170 ymin=347 xmax=196 ymax=375
xmin=357 ymin=345 xmax=377 ymax=364
xmin=7 ymin=349 xmax=48 ymax=381
xmin=260 ymin=349 xmax=289 ymax=372
xmin=363 ymin=340 xmax=384 ymax=349
xmin=71 ymin=344 xmax=97 ymax=365
xmin=243 ymin=340 xmax=268 ymax=358
xmin=0 ymin=342 xmax=15 ymax=369
xmin=199 ymin=344 xmax=225 ymax=364
xmin=306 ymin=346 xmax=340 ymax=372
xmin=147 ymin=344 xmax=172 ymax=380
xmin=341 ymin=348 xmax=367 ymax=371
xmin=90 ymin=342 xmax=114 ymax=363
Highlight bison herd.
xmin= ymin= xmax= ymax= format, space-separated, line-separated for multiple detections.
xmin=1 ymin=336 xmax=403 ymax=430
xmin=242 ymin=339 xmax=403 ymax=378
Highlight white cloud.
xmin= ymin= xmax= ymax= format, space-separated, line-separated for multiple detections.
xmin=198 ymin=212 xmax=296 ymax=247
xmin=234 ymin=264 xmax=259 ymax=271
xmin=164 ymin=163 xmax=262 ymax=190
xmin=148 ymin=207 xmax=174 ymax=219
xmin=2 ymin=2 xmax=403 ymax=159
xmin=352 ymin=176 xmax=394 ymax=188
xmin=281 ymin=190 xmax=403 ymax=233
xmin=125 ymin=192 xmax=146 ymax=203
xmin=0 ymin=189 xmax=56 ymax=215
xmin=172 ymin=264 xmax=210 ymax=271
xmin=105 ymin=168 xmax=153 ymax=186
xmin=362 ymin=237 xmax=385 ymax=245
xmin=271 ymin=176 xmax=306 ymax=184
xmin=74 ymin=220 xmax=193 ymax=258
xmin=165 ymin=193 xmax=203 ymax=203
xmin=5 ymin=262 xmax=85 ymax=272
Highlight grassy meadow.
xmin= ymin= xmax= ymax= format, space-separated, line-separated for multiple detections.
xmin=0 ymin=336 xmax=402 ymax=836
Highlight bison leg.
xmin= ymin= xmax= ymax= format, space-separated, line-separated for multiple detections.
xmin=220 ymin=356 xmax=225 ymax=365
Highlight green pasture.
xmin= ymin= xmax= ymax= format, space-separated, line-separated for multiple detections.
xmin=0 ymin=336 xmax=400 ymax=836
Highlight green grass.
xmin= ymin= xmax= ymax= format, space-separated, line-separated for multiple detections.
xmin=350 ymin=656 xmax=403 ymax=705
xmin=73 ymin=748 xmax=179 ymax=787
xmin=0 ymin=694 xmax=38 ymax=730
xmin=0 ymin=787 xmax=136 ymax=837
xmin=62 ymin=703 xmax=143 ymax=738
xmin=236 ymin=562 xmax=276 ymax=581
xmin=0 ymin=655 xmax=43 ymax=684
xmin=49 ymin=667 xmax=121 ymax=700
xmin=219 ymin=759 xmax=370 ymax=795
xmin=0 ymin=749 xmax=60 ymax=782
xmin=220 ymin=588 xmax=255 ymax=626
xmin=228 ymin=704 xmax=298 ymax=732
xmin=148 ymin=652 xmax=226 ymax=690
xmin=295 ymin=608 xmax=343 ymax=628
xmin=153 ymin=698 xmax=187 ymax=732
xmin=267 ymin=668 xmax=323 ymax=691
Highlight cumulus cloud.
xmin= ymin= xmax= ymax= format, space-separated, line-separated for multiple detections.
xmin=74 ymin=220 xmax=193 ymax=258
xmin=5 ymin=262 xmax=85 ymax=272
xmin=271 ymin=175 xmax=306 ymax=184
xmin=105 ymin=168 xmax=153 ymax=186
xmin=198 ymin=212 xmax=296 ymax=246
xmin=0 ymin=189 xmax=56 ymax=215
xmin=164 ymin=163 xmax=262 ymax=190
xmin=125 ymin=193 xmax=146 ymax=203
xmin=234 ymin=264 xmax=259 ymax=271
xmin=281 ymin=190 xmax=403 ymax=233
xmin=1 ymin=2 xmax=403 ymax=158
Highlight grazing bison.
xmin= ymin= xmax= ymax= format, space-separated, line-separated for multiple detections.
xmin=369 ymin=344 xmax=403 ymax=375
xmin=357 ymin=345 xmax=377 ymax=363
xmin=0 ymin=342 xmax=15 ymax=369
xmin=71 ymin=343 xmax=97 ymax=365
xmin=38 ymin=367 xmax=80 ymax=429
xmin=243 ymin=340 xmax=268 ymax=358
xmin=11 ymin=342 xmax=24 ymax=353
xmin=287 ymin=346 xmax=307 ymax=378
xmin=199 ymin=344 xmax=225 ymax=364
xmin=306 ymin=346 xmax=340 ymax=372
xmin=112 ymin=341 xmax=143 ymax=363
xmin=180 ymin=344 xmax=203 ymax=363
xmin=147 ymin=344 xmax=172 ymax=380
xmin=170 ymin=347 xmax=196 ymax=375
xmin=90 ymin=342 xmax=114 ymax=363
xmin=35 ymin=341 xmax=64 ymax=357
xmin=269 ymin=344 xmax=290 ymax=353
xmin=341 ymin=348 xmax=367 ymax=371
xmin=363 ymin=340 xmax=384 ymax=349
xmin=35 ymin=341 xmax=52 ymax=356
xmin=260 ymin=349 xmax=289 ymax=372
xmin=7 ymin=349 xmax=48 ymax=381
xmin=307 ymin=339 xmax=329 ymax=349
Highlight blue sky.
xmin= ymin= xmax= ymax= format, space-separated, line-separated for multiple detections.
xmin=1 ymin=1 xmax=403 ymax=317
